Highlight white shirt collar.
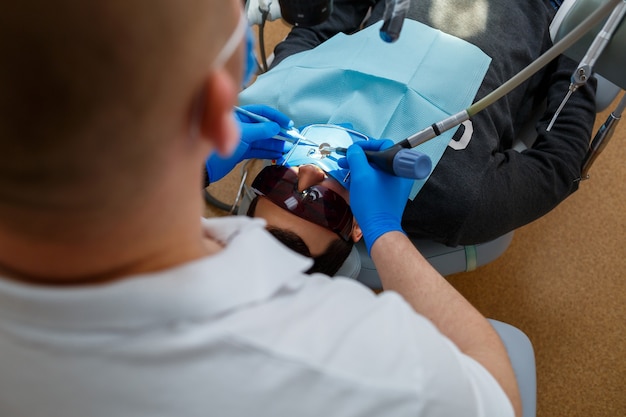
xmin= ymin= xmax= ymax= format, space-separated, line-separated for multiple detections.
xmin=0 ymin=217 xmax=313 ymax=332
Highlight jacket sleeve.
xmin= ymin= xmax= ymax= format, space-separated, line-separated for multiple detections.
xmin=271 ymin=0 xmax=376 ymax=68
xmin=441 ymin=55 xmax=597 ymax=245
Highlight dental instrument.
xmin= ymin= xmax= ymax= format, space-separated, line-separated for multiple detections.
xmin=547 ymin=0 xmax=626 ymax=131
xmin=318 ymin=144 xmax=345 ymax=156
xmin=234 ymin=105 xmax=312 ymax=144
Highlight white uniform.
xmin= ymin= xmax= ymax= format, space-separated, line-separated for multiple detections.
xmin=0 ymin=217 xmax=513 ymax=417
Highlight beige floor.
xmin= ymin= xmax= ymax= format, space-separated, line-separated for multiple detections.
xmin=205 ymin=20 xmax=625 ymax=417
xmin=446 ymin=97 xmax=626 ymax=417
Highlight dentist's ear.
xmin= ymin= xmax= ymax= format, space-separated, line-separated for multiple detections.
xmin=197 ymin=69 xmax=240 ymax=156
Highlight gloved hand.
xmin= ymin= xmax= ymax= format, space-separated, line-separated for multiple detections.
xmin=341 ymin=139 xmax=413 ymax=253
xmin=206 ymin=104 xmax=293 ymax=183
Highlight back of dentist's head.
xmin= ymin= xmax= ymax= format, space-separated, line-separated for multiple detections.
xmin=0 ymin=0 xmax=245 ymax=281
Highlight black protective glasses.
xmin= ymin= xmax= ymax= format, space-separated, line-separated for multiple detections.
xmin=251 ymin=165 xmax=353 ymax=241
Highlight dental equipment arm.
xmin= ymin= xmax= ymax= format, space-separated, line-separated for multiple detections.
xmin=547 ymin=0 xmax=626 ymax=131
xmin=365 ymin=0 xmax=623 ymax=169
xmin=326 ymin=145 xmax=432 ymax=179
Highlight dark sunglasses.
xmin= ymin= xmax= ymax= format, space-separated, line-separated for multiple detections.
xmin=251 ymin=165 xmax=353 ymax=241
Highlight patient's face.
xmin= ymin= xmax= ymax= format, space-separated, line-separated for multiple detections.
xmin=251 ymin=165 xmax=361 ymax=256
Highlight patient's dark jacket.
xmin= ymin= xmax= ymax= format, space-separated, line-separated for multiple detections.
xmin=271 ymin=0 xmax=597 ymax=246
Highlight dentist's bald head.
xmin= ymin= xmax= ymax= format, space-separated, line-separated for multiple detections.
xmin=0 ymin=0 xmax=245 ymax=281
xmin=0 ymin=0 xmax=243 ymax=209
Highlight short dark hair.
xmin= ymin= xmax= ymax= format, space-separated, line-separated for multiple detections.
xmin=247 ymin=196 xmax=353 ymax=276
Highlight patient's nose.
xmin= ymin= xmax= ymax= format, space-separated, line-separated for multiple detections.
xmin=297 ymin=165 xmax=325 ymax=192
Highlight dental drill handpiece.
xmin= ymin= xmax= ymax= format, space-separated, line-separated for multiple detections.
xmin=581 ymin=92 xmax=625 ymax=179
xmin=320 ymin=144 xmax=433 ymax=180
xmin=547 ymin=0 xmax=626 ymax=131
xmin=322 ymin=110 xmax=469 ymax=179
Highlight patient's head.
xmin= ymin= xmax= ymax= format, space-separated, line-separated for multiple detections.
xmin=247 ymin=165 xmax=362 ymax=276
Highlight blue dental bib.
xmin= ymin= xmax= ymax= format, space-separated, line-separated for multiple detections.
xmin=240 ymin=19 xmax=491 ymax=198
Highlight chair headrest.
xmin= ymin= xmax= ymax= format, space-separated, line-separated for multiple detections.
xmin=334 ymin=245 xmax=362 ymax=279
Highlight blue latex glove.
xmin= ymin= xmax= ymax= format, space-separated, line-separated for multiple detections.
xmin=205 ymin=104 xmax=293 ymax=183
xmin=341 ymin=140 xmax=413 ymax=253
